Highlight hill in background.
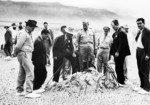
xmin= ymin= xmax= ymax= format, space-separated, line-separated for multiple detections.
xmin=0 ymin=0 xmax=136 ymax=29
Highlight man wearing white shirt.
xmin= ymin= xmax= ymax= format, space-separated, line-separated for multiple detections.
xmin=97 ymin=27 xmax=112 ymax=74
xmin=134 ymin=18 xmax=150 ymax=94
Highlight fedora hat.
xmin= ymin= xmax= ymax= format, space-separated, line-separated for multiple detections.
xmin=65 ymin=27 xmax=74 ymax=35
xmin=103 ymin=26 xmax=110 ymax=30
xmin=25 ymin=19 xmax=38 ymax=27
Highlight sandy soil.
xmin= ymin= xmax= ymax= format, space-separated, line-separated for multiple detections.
xmin=0 ymin=49 xmax=150 ymax=105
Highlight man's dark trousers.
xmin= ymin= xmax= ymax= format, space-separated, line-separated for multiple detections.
xmin=114 ymin=55 xmax=126 ymax=84
xmin=33 ymin=64 xmax=47 ymax=90
xmin=4 ymin=42 xmax=12 ymax=56
xmin=136 ymin=47 xmax=150 ymax=91
xmin=53 ymin=56 xmax=78 ymax=82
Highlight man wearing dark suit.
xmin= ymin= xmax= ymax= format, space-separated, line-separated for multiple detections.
xmin=4 ymin=26 xmax=13 ymax=59
xmin=32 ymin=29 xmax=48 ymax=90
xmin=133 ymin=18 xmax=150 ymax=94
xmin=52 ymin=26 xmax=77 ymax=82
xmin=110 ymin=19 xmax=130 ymax=85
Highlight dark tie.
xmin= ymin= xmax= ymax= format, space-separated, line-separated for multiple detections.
xmin=135 ymin=31 xmax=141 ymax=42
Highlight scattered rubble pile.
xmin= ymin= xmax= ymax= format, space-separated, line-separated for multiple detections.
xmin=45 ymin=64 xmax=119 ymax=96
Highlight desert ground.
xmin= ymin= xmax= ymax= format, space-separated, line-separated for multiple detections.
xmin=0 ymin=24 xmax=150 ymax=105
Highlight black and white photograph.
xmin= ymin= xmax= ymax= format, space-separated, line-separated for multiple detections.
xmin=0 ymin=0 xmax=150 ymax=104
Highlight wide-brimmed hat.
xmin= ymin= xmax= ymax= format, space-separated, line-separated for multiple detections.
xmin=25 ymin=19 xmax=38 ymax=27
xmin=65 ymin=27 xmax=74 ymax=35
xmin=103 ymin=26 xmax=110 ymax=30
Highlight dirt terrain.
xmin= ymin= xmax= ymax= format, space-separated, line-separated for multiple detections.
xmin=0 ymin=49 xmax=150 ymax=105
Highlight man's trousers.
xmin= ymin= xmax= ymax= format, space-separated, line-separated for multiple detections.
xmin=97 ymin=49 xmax=109 ymax=74
xmin=33 ymin=64 xmax=47 ymax=90
xmin=53 ymin=56 xmax=78 ymax=82
xmin=16 ymin=52 xmax=34 ymax=93
xmin=136 ymin=47 xmax=150 ymax=91
xmin=114 ymin=55 xmax=126 ymax=84
xmin=4 ymin=43 xmax=12 ymax=56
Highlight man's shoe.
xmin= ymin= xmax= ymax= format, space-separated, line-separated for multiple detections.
xmin=33 ymin=88 xmax=45 ymax=94
xmin=119 ymin=83 xmax=125 ymax=87
xmin=125 ymin=80 xmax=132 ymax=85
xmin=132 ymin=87 xmax=141 ymax=92
xmin=25 ymin=92 xmax=41 ymax=98
xmin=4 ymin=56 xmax=12 ymax=61
xmin=16 ymin=91 xmax=26 ymax=96
xmin=138 ymin=89 xmax=149 ymax=94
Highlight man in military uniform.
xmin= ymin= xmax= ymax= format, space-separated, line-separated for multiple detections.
xmin=52 ymin=26 xmax=77 ymax=82
xmin=76 ymin=20 xmax=96 ymax=71
xmin=97 ymin=27 xmax=112 ymax=74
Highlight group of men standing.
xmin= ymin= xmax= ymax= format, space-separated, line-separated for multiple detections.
xmin=3 ymin=22 xmax=23 ymax=60
xmin=3 ymin=17 xmax=150 ymax=98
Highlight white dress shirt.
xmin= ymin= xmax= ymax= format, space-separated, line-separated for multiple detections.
xmin=137 ymin=30 xmax=144 ymax=48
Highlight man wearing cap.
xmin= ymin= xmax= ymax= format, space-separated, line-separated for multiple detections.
xmin=42 ymin=22 xmax=54 ymax=65
xmin=97 ymin=27 xmax=112 ymax=74
xmin=4 ymin=26 xmax=13 ymax=60
xmin=12 ymin=20 xmax=41 ymax=98
xmin=52 ymin=26 xmax=77 ymax=83
xmin=76 ymin=20 xmax=96 ymax=71
xmin=109 ymin=19 xmax=130 ymax=86
xmin=11 ymin=23 xmax=17 ymax=44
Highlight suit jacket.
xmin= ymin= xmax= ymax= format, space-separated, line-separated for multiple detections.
xmin=135 ymin=27 xmax=150 ymax=57
xmin=110 ymin=28 xmax=131 ymax=57
xmin=32 ymin=36 xmax=47 ymax=65
xmin=5 ymin=30 xmax=12 ymax=44
xmin=53 ymin=34 xmax=74 ymax=59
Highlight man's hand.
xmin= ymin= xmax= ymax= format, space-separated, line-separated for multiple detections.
xmin=72 ymin=53 xmax=76 ymax=57
xmin=115 ymin=52 xmax=119 ymax=57
xmin=145 ymin=55 xmax=150 ymax=61
xmin=11 ymin=51 xmax=16 ymax=57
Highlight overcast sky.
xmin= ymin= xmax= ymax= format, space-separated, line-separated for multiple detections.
xmin=12 ymin=0 xmax=150 ymax=21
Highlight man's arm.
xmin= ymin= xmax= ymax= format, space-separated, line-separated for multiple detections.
xmin=32 ymin=39 xmax=41 ymax=62
xmin=116 ymin=32 xmax=126 ymax=57
xmin=145 ymin=30 xmax=150 ymax=58
xmin=13 ymin=32 xmax=26 ymax=55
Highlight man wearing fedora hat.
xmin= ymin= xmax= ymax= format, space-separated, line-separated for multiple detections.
xmin=12 ymin=19 xmax=41 ymax=98
xmin=52 ymin=26 xmax=77 ymax=83
xmin=11 ymin=23 xmax=17 ymax=44
xmin=97 ymin=26 xmax=112 ymax=74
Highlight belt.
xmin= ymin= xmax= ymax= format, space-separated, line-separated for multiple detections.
xmin=137 ymin=47 xmax=144 ymax=50
xmin=80 ymin=42 xmax=93 ymax=44
xmin=99 ymin=47 xmax=109 ymax=49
